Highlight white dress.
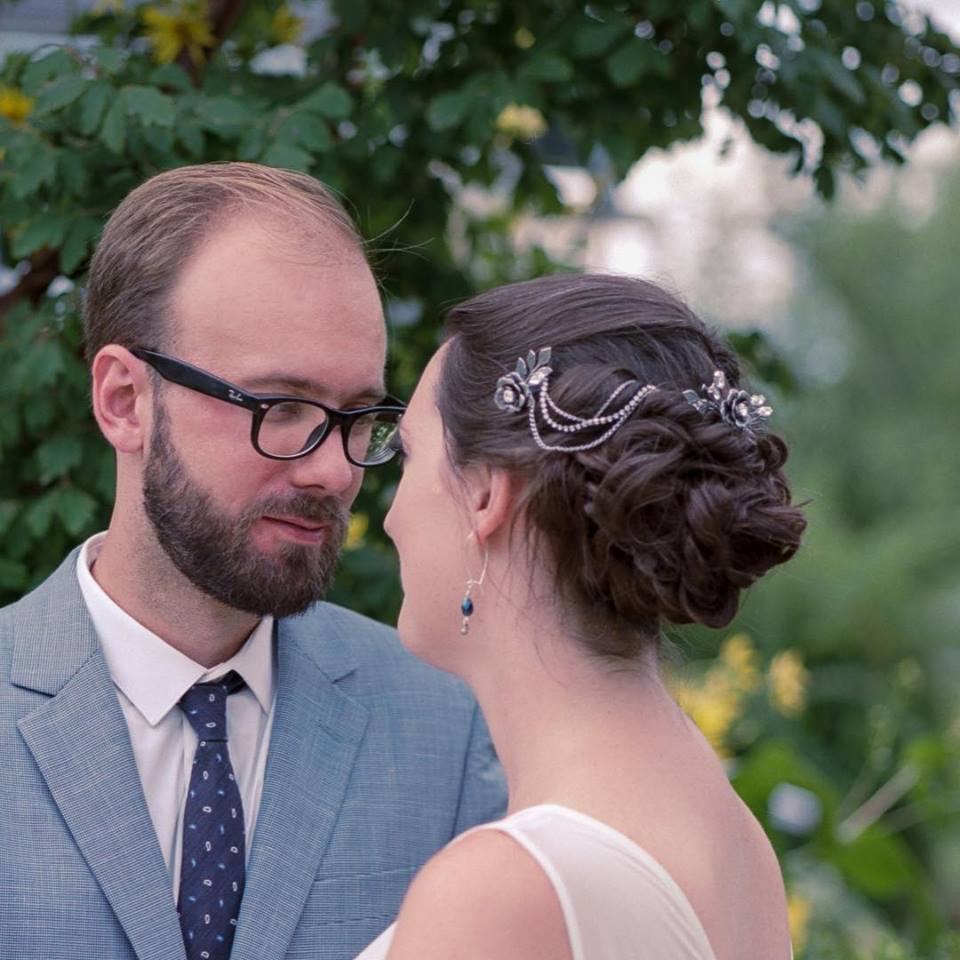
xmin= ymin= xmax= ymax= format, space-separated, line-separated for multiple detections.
xmin=353 ymin=803 xmax=717 ymax=960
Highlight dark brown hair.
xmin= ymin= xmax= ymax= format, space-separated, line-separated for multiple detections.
xmin=83 ymin=162 xmax=364 ymax=364
xmin=437 ymin=273 xmax=806 ymax=660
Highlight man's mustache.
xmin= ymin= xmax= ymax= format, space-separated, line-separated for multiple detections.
xmin=246 ymin=494 xmax=349 ymax=528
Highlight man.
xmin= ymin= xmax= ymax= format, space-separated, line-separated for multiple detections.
xmin=0 ymin=163 xmax=505 ymax=960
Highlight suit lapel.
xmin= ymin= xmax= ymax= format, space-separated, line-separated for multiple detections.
xmin=12 ymin=553 xmax=185 ymax=960
xmin=230 ymin=614 xmax=369 ymax=960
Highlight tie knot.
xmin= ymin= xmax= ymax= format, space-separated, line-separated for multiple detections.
xmin=179 ymin=670 xmax=245 ymax=742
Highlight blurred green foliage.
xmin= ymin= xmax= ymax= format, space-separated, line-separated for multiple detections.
xmin=1 ymin=1 xmax=959 ymax=955
xmin=675 ymin=157 xmax=960 ymax=956
xmin=2 ymin=0 xmax=957 ymax=603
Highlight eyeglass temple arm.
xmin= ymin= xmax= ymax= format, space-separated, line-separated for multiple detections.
xmin=132 ymin=349 xmax=262 ymax=412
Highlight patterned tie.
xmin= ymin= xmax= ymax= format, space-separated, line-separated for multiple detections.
xmin=177 ymin=671 xmax=247 ymax=960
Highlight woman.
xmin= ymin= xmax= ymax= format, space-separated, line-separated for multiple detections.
xmin=361 ymin=273 xmax=805 ymax=960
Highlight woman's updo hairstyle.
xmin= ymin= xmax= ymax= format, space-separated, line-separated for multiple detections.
xmin=436 ymin=273 xmax=806 ymax=660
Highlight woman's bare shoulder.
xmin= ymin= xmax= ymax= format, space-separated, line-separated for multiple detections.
xmin=386 ymin=827 xmax=572 ymax=960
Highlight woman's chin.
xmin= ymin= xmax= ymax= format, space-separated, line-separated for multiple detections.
xmin=395 ymin=608 xmax=461 ymax=673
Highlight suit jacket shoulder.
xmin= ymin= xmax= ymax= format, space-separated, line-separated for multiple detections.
xmin=287 ymin=600 xmax=470 ymax=698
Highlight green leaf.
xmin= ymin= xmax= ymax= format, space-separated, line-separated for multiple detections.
xmin=336 ymin=0 xmax=368 ymax=34
xmin=261 ymin=142 xmax=313 ymax=171
xmin=832 ymin=828 xmax=921 ymax=900
xmin=93 ymin=46 xmax=125 ymax=76
xmin=101 ymin=91 xmax=127 ymax=153
xmin=573 ymin=21 xmax=629 ymax=59
xmin=37 ymin=434 xmax=85 ymax=482
xmin=0 ymin=558 xmax=28 ymax=592
xmin=176 ymin=119 xmax=205 ymax=157
xmin=32 ymin=75 xmax=89 ymax=117
xmin=11 ymin=214 xmax=67 ymax=259
xmin=607 ymin=41 xmax=658 ymax=88
xmin=54 ymin=488 xmax=97 ymax=538
xmin=60 ymin=215 xmax=102 ymax=273
xmin=278 ymin=111 xmax=332 ymax=152
xmin=426 ymin=91 xmax=471 ymax=131
xmin=78 ymin=80 xmax=112 ymax=135
xmin=521 ymin=53 xmax=573 ymax=83
xmin=24 ymin=492 xmax=58 ymax=539
xmin=22 ymin=393 xmax=57 ymax=432
xmin=58 ymin=150 xmax=90 ymax=197
xmin=300 ymin=82 xmax=353 ymax=120
xmin=17 ymin=339 xmax=65 ymax=393
xmin=20 ymin=49 xmax=78 ymax=96
xmin=714 ymin=0 xmax=749 ymax=20
xmin=195 ymin=97 xmax=256 ymax=131
xmin=0 ymin=501 xmax=18 ymax=538
xmin=149 ymin=63 xmax=193 ymax=92
xmin=811 ymin=49 xmax=865 ymax=106
xmin=236 ymin=123 xmax=265 ymax=160
xmin=812 ymin=94 xmax=847 ymax=139
xmin=9 ymin=149 xmax=58 ymax=200
xmin=126 ymin=85 xmax=175 ymax=127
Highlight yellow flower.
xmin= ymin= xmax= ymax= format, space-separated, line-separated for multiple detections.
xmin=270 ymin=5 xmax=304 ymax=45
xmin=345 ymin=513 xmax=369 ymax=551
xmin=720 ymin=633 xmax=761 ymax=693
xmin=514 ymin=27 xmax=535 ymax=50
xmin=495 ymin=103 xmax=547 ymax=141
xmin=769 ymin=649 xmax=808 ymax=718
xmin=787 ymin=893 xmax=811 ymax=949
xmin=0 ymin=86 xmax=34 ymax=125
xmin=142 ymin=2 xmax=215 ymax=65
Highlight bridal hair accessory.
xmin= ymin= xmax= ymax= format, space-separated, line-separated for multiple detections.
xmin=682 ymin=370 xmax=773 ymax=432
xmin=493 ymin=348 xmax=774 ymax=451
xmin=493 ymin=347 xmax=657 ymax=453
xmin=459 ymin=541 xmax=488 ymax=636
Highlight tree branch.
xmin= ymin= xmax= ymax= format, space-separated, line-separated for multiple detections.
xmin=176 ymin=0 xmax=248 ymax=86
xmin=0 ymin=249 xmax=60 ymax=336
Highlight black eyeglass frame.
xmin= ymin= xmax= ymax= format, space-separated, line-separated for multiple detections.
xmin=132 ymin=348 xmax=406 ymax=466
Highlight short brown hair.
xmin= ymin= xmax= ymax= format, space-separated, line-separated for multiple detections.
xmin=438 ymin=273 xmax=806 ymax=661
xmin=83 ymin=162 xmax=365 ymax=363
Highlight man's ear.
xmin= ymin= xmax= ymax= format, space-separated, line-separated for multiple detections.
xmin=462 ymin=464 xmax=518 ymax=547
xmin=91 ymin=345 xmax=153 ymax=455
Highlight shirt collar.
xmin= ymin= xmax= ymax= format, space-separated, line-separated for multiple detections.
xmin=76 ymin=532 xmax=275 ymax=727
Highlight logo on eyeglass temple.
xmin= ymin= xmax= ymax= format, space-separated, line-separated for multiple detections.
xmin=228 ymin=389 xmax=244 ymax=403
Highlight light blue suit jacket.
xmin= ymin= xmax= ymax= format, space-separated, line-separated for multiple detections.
xmin=0 ymin=550 xmax=506 ymax=960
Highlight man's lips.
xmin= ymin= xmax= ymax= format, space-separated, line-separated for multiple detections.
xmin=260 ymin=515 xmax=330 ymax=543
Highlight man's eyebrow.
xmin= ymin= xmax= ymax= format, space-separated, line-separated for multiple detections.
xmin=243 ymin=373 xmax=386 ymax=405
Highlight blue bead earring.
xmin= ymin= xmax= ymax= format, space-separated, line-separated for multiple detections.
xmin=459 ymin=543 xmax=488 ymax=636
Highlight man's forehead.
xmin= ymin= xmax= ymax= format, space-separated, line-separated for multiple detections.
xmin=167 ymin=220 xmax=386 ymax=402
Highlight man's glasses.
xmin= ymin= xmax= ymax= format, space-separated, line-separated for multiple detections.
xmin=132 ymin=348 xmax=405 ymax=467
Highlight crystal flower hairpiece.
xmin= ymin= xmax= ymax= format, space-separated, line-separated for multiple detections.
xmin=493 ymin=347 xmax=657 ymax=453
xmin=493 ymin=348 xmax=773 ymax=452
xmin=682 ymin=370 xmax=773 ymax=433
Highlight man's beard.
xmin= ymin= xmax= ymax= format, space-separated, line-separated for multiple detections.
xmin=143 ymin=399 xmax=348 ymax=618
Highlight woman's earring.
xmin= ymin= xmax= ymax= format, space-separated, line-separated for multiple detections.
xmin=459 ymin=545 xmax=488 ymax=636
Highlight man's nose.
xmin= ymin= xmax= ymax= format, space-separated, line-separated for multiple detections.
xmin=283 ymin=427 xmax=358 ymax=496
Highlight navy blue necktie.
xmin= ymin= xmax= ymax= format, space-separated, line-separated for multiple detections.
xmin=177 ymin=671 xmax=247 ymax=960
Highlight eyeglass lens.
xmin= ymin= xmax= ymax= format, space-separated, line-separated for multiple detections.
xmin=258 ymin=402 xmax=401 ymax=464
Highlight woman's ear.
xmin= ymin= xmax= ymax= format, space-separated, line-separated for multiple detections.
xmin=91 ymin=345 xmax=153 ymax=455
xmin=462 ymin=464 xmax=517 ymax=547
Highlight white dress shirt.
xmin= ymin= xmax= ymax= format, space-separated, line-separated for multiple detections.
xmin=76 ymin=533 xmax=276 ymax=897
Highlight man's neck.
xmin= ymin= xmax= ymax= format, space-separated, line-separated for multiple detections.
xmin=92 ymin=530 xmax=261 ymax=668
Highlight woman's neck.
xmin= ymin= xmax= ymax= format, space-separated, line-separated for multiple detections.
xmin=463 ymin=615 xmax=688 ymax=814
